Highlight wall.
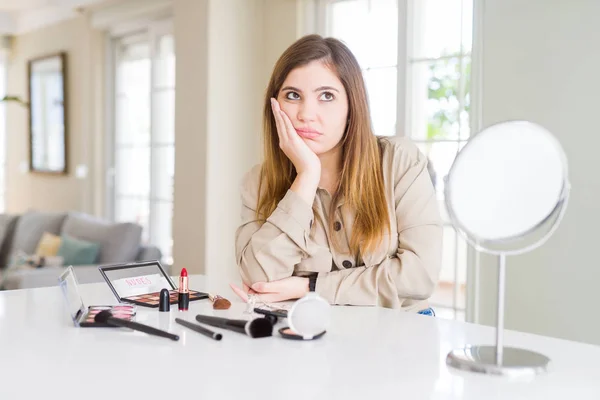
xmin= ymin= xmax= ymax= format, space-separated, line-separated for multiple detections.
xmin=171 ymin=0 xmax=210 ymax=277
xmin=204 ymin=0 xmax=299 ymax=283
xmin=3 ymin=0 xmax=300 ymax=285
xmin=204 ymin=0 xmax=265 ymax=283
xmin=172 ymin=0 xmax=299 ymax=281
xmin=477 ymin=0 xmax=600 ymax=345
xmin=5 ymin=15 xmax=103 ymax=215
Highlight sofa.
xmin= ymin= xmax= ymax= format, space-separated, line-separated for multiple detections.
xmin=0 ymin=210 xmax=163 ymax=290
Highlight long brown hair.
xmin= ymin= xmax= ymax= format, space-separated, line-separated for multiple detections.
xmin=257 ymin=34 xmax=390 ymax=256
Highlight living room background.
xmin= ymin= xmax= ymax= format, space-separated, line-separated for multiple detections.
xmin=1 ymin=0 xmax=299 ymax=286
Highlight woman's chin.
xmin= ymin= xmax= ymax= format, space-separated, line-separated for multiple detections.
xmin=304 ymin=139 xmax=333 ymax=156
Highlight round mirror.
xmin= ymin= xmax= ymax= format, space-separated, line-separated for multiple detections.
xmin=444 ymin=120 xmax=570 ymax=377
xmin=445 ymin=120 xmax=570 ymax=255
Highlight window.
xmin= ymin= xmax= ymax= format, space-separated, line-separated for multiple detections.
xmin=321 ymin=0 xmax=474 ymax=321
xmin=0 ymin=49 xmax=6 ymax=213
xmin=328 ymin=0 xmax=399 ymax=136
xmin=109 ymin=20 xmax=175 ymax=265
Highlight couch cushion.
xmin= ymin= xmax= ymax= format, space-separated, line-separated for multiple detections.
xmin=61 ymin=212 xmax=142 ymax=264
xmin=57 ymin=234 xmax=101 ymax=265
xmin=136 ymin=245 xmax=162 ymax=262
xmin=0 ymin=214 xmax=19 ymax=268
xmin=7 ymin=211 xmax=67 ymax=266
xmin=36 ymin=232 xmax=62 ymax=257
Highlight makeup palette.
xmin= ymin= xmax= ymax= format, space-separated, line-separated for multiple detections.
xmin=77 ymin=305 xmax=136 ymax=327
xmin=121 ymin=289 xmax=206 ymax=308
xmin=59 ymin=266 xmax=138 ymax=328
xmin=98 ymin=260 xmax=209 ymax=308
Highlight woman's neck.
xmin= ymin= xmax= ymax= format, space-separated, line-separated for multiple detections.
xmin=318 ymin=146 xmax=342 ymax=195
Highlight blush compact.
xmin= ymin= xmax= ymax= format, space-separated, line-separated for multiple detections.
xmin=58 ymin=266 xmax=137 ymax=327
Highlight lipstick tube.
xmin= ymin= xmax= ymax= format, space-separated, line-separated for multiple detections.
xmin=178 ymin=268 xmax=189 ymax=311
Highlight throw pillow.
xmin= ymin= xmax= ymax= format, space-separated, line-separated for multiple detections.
xmin=36 ymin=232 xmax=62 ymax=257
xmin=57 ymin=235 xmax=101 ymax=266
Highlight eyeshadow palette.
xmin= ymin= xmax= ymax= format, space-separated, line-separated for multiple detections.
xmin=78 ymin=305 xmax=137 ymax=327
xmin=59 ymin=266 xmax=138 ymax=328
xmin=122 ymin=289 xmax=206 ymax=308
xmin=98 ymin=260 xmax=209 ymax=308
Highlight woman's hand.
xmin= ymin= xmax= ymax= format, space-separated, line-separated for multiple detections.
xmin=230 ymin=276 xmax=310 ymax=304
xmin=271 ymin=98 xmax=321 ymax=178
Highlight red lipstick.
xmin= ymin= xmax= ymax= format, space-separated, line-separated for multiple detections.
xmin=178 ymin=268 xmax=189 ymax=311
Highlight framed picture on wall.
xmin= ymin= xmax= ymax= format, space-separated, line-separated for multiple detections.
xmin=28 ymin=52 xmax=68 ymax=175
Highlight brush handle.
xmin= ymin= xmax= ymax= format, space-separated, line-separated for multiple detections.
xmin=208 ymin=293 xmax=226 ymax=301
xmin=195 ymin=314 xmax=248 ymax=335
xmin=175 ymin=318 xmax=222 ymax=341
xmin=107 ymin=316 xmax=180 ymax=341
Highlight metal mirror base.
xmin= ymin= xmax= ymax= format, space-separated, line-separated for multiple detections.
xmin=447 ymin=345 xmax=550 ymax=378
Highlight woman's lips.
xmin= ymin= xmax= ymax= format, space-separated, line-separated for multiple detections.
xmin=295 ymin=128 xmax=322 ymax=140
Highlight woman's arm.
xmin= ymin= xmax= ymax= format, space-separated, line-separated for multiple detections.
xmin=235 ymin=166 xmax=319 ymax=285
xmin=314 ymin=146 xmax=443 ymax=308
xmin=236 ymin=99 xmax=322 ymax=285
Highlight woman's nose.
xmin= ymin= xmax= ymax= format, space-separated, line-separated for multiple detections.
xmin=297 ymin=100 xmax=318 ymax=122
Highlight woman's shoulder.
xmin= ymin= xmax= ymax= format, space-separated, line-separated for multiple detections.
xmin=377 ymin=136 xmax=436 ymax=188
xmin=241 ymin=163 xmax=263 ymax=191
xmin=377 ymin=135 xmax=424 ymax=166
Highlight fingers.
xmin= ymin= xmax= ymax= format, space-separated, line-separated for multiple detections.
xmin=270 ymin=97 xmax=281 ymax=113
xmin=270 ymin=98 xmax=286 ymax=145
xmin=279 ymin=108 xmax=298 ymax=141
xmin=271 ymin=98 xmax=299 ymax=144
xmin=229 ymin=282 xmax=260 ymax=303
xmin=250 ymin=282 xmax=291 ymax=303
xmin=251 ymin=281 xmax=279 ymax=293
xmin=253 ymin=292 xmax=288 ymax=303
xmin=229 ymin=283 xmax=249 ymax=303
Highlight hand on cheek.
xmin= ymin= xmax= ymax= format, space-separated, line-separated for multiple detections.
xmin=271 ymin=98 xmax=321 ymax=177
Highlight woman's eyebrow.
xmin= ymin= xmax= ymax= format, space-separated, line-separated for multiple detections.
xmin=281 ymin=86 xmax=302 ymax=92
xmin=280 ymin=85 xmax=340 ymax=93
xmin=314 ymin=86 xmax=340 ymax=93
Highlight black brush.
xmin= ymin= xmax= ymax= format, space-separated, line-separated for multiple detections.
xmin=175 ymin=318 xmax=222 ymax=341
xmin=95 ymin=310 xmax=179 ymax=341
xmin=195 ymin=314 xmax=272 ymax=338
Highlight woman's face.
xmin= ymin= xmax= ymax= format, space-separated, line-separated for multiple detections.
xmin=277 ymin=61 xmax=349 ymax=156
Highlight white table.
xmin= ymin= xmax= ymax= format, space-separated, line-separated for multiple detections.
xmin=1 ymin=275 xmax=599 ymax=399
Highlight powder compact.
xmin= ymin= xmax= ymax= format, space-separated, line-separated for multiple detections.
xmin=98 ymin=260 xmax=208 ymax=308
xmin=253 ymin=293 xmax=331 ymax=341
xmin=277 ymin=293 xmax=331 ymax=340
xmin=59 ymin=266 xmax=137 ymax=327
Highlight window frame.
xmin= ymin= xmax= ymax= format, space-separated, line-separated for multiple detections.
xmin=106 ymin=18 xmax=175 ymax=265
xmin=0 ymin=48 xmax=7 ymax=213
xmin=315 ymin=0 xmax=482 ymax=322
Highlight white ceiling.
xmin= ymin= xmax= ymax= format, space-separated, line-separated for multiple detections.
xmin=0 ymin=0 xmax=109 ymax=34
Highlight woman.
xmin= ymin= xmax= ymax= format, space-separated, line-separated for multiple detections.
xmin=233 ymin=34 xmax=443 ymax=312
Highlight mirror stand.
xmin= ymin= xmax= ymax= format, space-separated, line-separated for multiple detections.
xmin=443 ymin=121 xmax=571 ymax=378
xmin=446 ymin=253 xmax=550 ymax=378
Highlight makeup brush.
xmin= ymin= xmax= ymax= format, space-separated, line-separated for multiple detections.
xmin=208 ymin=294 xmax=231 ymax=310
xmin=175 ymin=318 xmax=222 ymax=341
xmin=95 ymin=310 xmax=179 ymax=341
xmin=195 ymin=314 xmax=272 ymax=338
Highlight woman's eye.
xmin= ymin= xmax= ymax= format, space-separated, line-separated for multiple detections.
xmin=285 ymin=91 xmax=300 ymax=100
xmin=319 ymin=92 xmax=335 ymax=101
